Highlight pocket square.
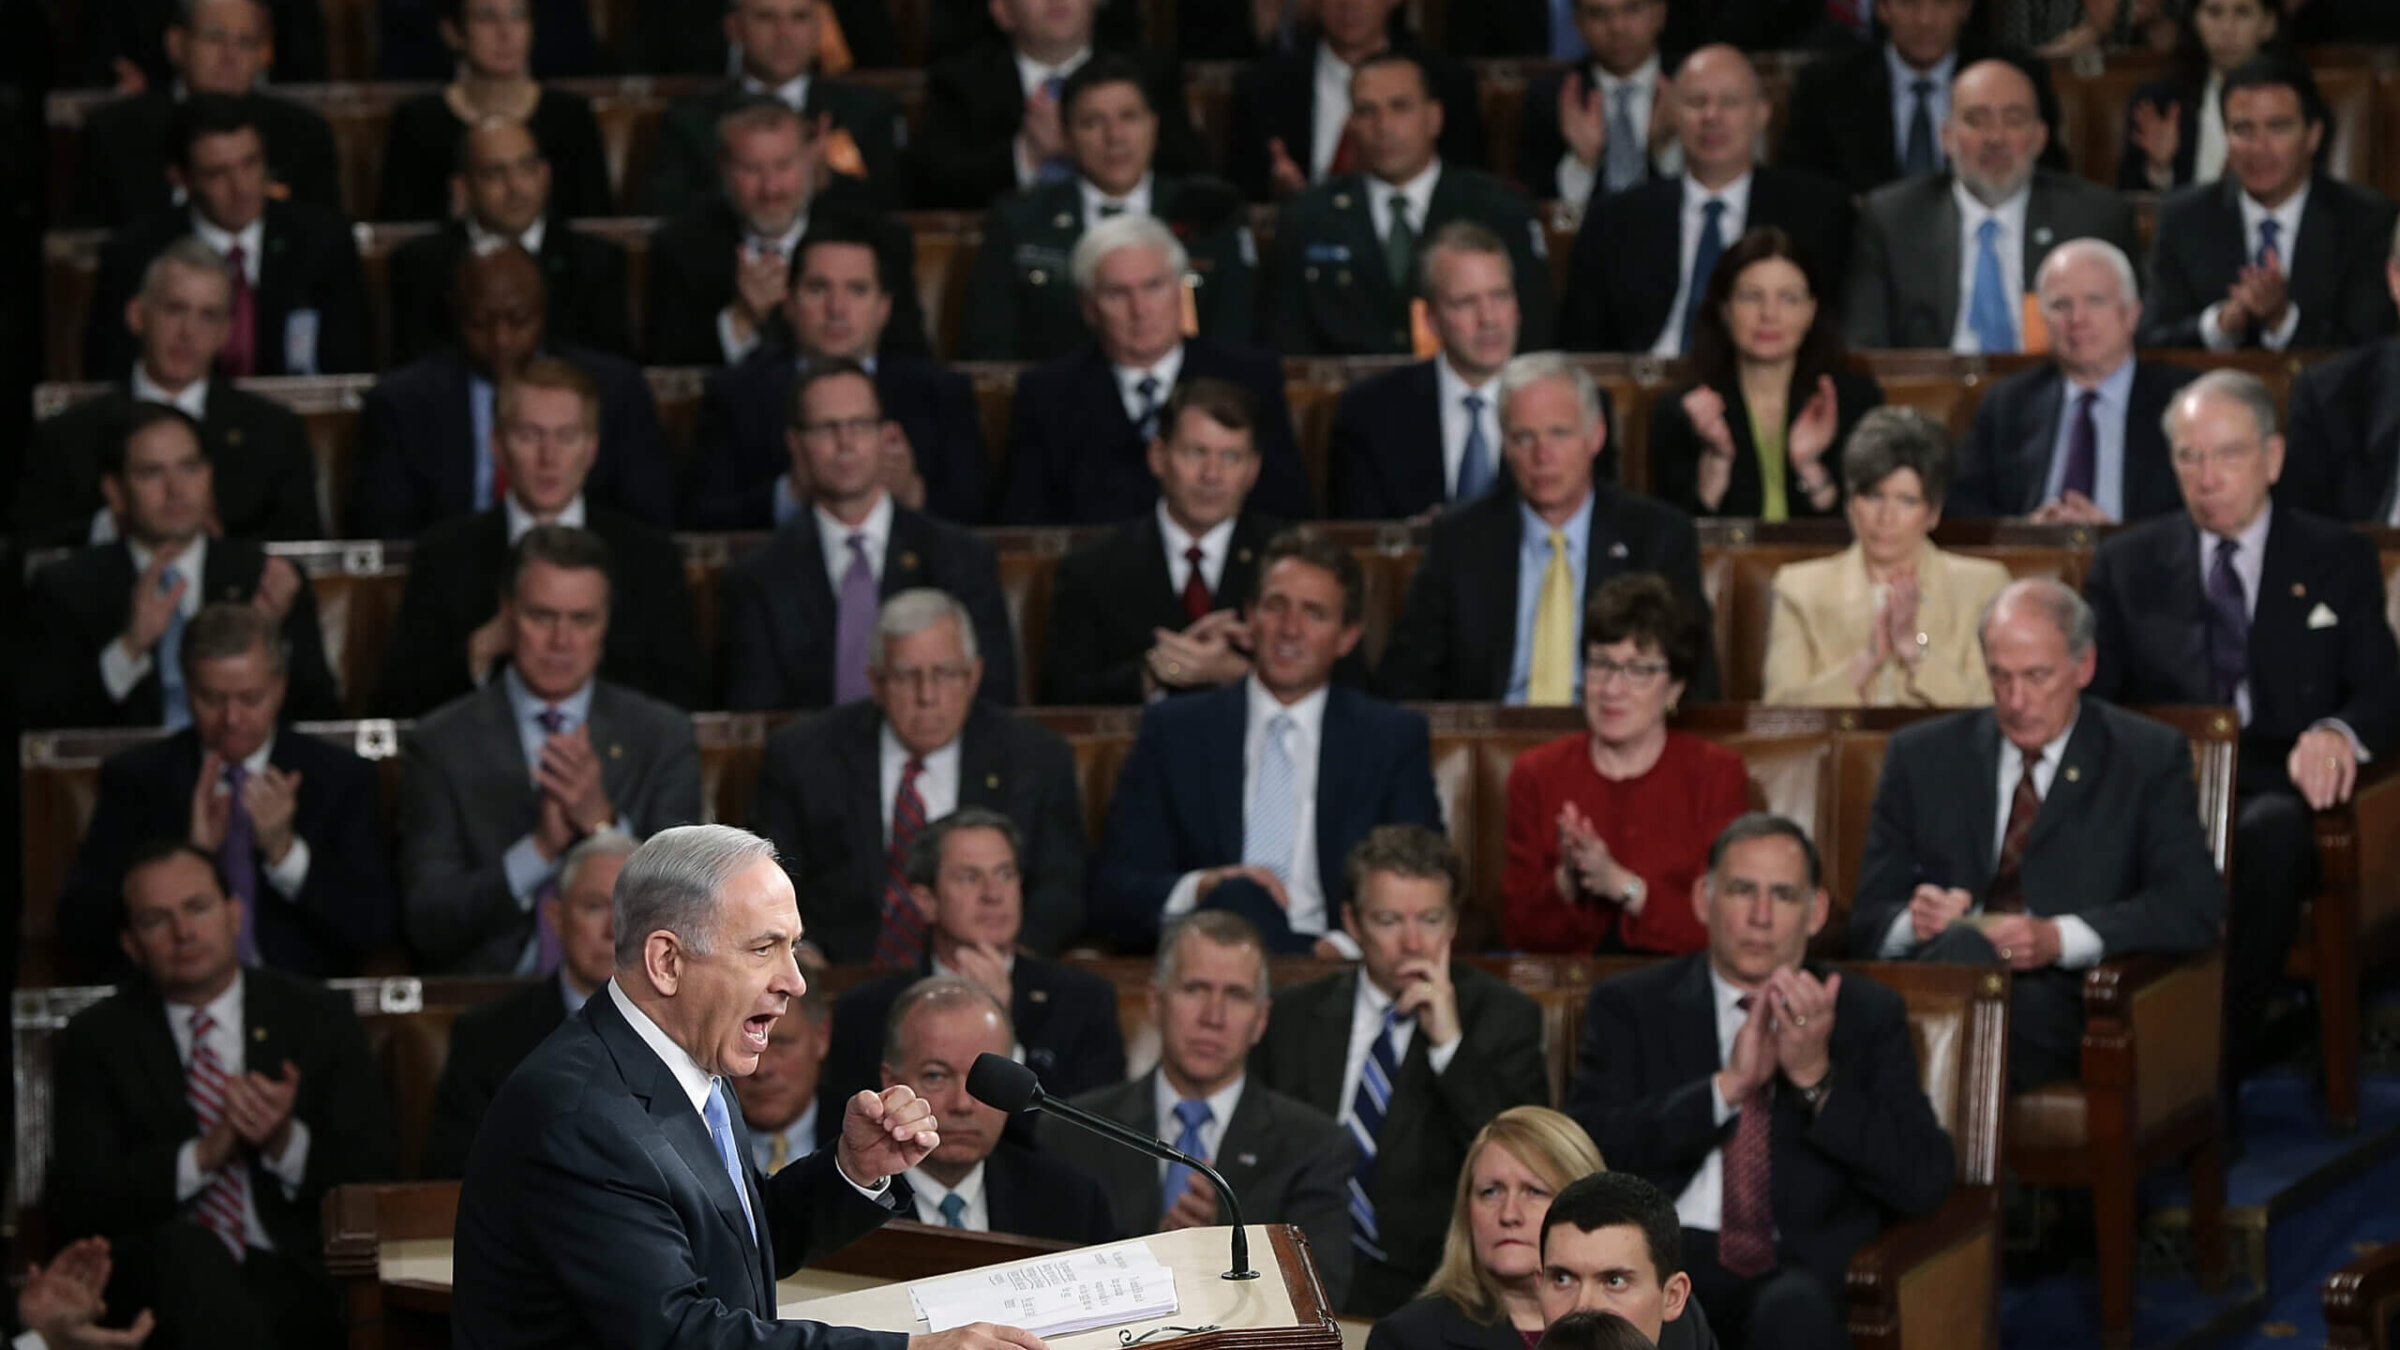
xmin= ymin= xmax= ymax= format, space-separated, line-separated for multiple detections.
xmin=2307 ymin=603 xmax=2339 ymax=630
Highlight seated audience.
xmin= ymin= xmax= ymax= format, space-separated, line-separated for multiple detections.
xmin=924 ymin=0 xmax=1139 ymax=61
xmin=2141 ymin=56 xmax=2400 ymax=351
xmin=1650 ymin=227 xmax=1882 ymax=520
xmin=1382 ymin=353 xmax=1718 ymax=703
xmin=49 ymin=841 xmax=393 ymax=1350
xmin=647 ymin=0 xmax=906 ymax=214
xmin=422 ymin=831 xmax=633 ymax=1177
xmin=349 ymin=246 xmax=672 ymax=538
xmin=879 ymin=977 xmax=1120 ymax=1241
xmin=1044 ymin=379 xmax=1287 ymax=705
xmin=819 ymin=807 xmax=1121 ymax=1103
xmin=12 ymin=1236 xmax=156 ymax=1348
xmin=962 ymin=55 xmax=1254 ymax=361
xmin=79 ymin=0 xmax=324 ymax=90
xmin=85 ymin=95 xmax=369 ymax=382
xmin=1952 ymin=239 xmax=2198 ymax=522
xmin=376 ymin=0 xmax=598 ymax=78
xmin=2085 ymin=371 xmax=2400 ymax=1073
xmin=1532 ymin=1173 xmax=1719 ymax=1350
xmin=1847 ymin=59 xmax=2136 ymax=353
xmin=24 ymin=405 xmax=338 ymax=730
xmin=2118 ymin=0 xmax=2289 ymax=192
xmin=1264 ymin=52 xmax=1551 ymax=356
xmin=1502 ymin=576 xmax=1748 ymax=955
xmin=1252 ymin=826 xmax=1547 ymax=1315
xmin=375 ymin=0 xmax=611 ymax=221
xmin=733 ymin=948 xmax=838 ymax=1175
xmin=2284 ymin=223 xmax=2400 ymax=522
xmin=397 ymin=526 xmax=702 ymax=973
xmin=721 ymin=364 xmax=1017 ymax=709
xmin=1092 ymin=535 xmax=1444 ymax=953
xmin=1226 ymin=0 xmax=1486 ymax=201
xmin=59 ymin=604 xmax=392 ymax=984
xmin=1515 ymin=0 xmax=1679 ymax=205
xmin=1568 ymin=814 xmax=1954 ymax=1350
xmin=387 ymin=117 xmax=633 ymax=364
xmin=1062 ymin=911 xmax=1354 ymax=1305
xmin=373 ymin=357 xmax=702 ymax=715
xmin=23 ymin=240 xmax=319 ymax=548
xmin=1763 ymin=408 xmax=2012 ymax=706
xmin=1001 ymin=214 xmax=1310 ymax=525
xmin=912 ymin=0 xmax=1201 ymax=210
xmin=687 ymin=216 xmax=988 ymax=529
xmin=1852 ymin=578 xmax=2224 ymax=1088
xmin=1558 ymin=46 xmax=1853 ymax=357
xmin=78 ymin=0 xmax=339 ymax=226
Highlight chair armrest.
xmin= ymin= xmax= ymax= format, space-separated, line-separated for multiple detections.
xmin=2079 ymin=950 xmax=2224 ymax=1114
xmin=2322 ymin=1236 xmax=2400 ymax=1350
xmin=2315 ymin=756 xmax=2400 ymax=903
xmin=2080 ymin=949 xmax=2220 ymax=1023
xmin=1845 ymin=1189 xmax=2000 ymax=1350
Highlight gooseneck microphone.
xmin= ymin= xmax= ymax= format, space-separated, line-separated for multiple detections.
xmin=965 ymin=1053 xmax=1259 ymax=1281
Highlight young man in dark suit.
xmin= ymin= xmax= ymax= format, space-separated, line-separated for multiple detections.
xmin=1514 ymin=0 xmax=1679 ymax=203
xmin=720 ymin=363 xmax=1018 ymax=709
xmin=48 ymin=841 xmax=394 ymax=1350
xmin=1250 ymin=826 xmax=1548 ymax=1316
xmin=372 ymin=357 xmax=701 ymax=716
xmin=2084 ymin=372 xmax=2400 ymax=1073
xmin=733 ymin=950 xmax=839 ymax=1177
xmin=1225 ymin=0 xmax=1486 ymax=202
xmin=83 ymin=95 xmax=368 ymax=382
xmin=1531 ymin=1174 xmax=1720 ymax=1350
xmin=22 ymin=239 xmax=320 ymax=548
xmin=2282 ymin=226 xmax=2400 ymax=522
xmin=1381 ymin=353 xmax=1718 ymax=703
xmin=23 ymin=405 xmax=340 ymax=730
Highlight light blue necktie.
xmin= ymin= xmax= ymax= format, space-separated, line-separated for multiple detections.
xmin=1604 ymin=82 xmax=1643 ymax=192
xmin=702 ymin=1081 xmax=759 ymax=1244
xmin=1679 ymin=199 xmax=1728 ymax=355
xmin=1456 ymin=393 xmax=1495 ymax=501
xmin=158 ymin=568 xmax=190 ymax=730
xmin=1134 ymin=374 xmax=1163 ymax=442
xmin=1967 ymin=218 xmax=2018 ymax=355
xmin=1345 ymin=1006 xmax=1403 ymax=1262
xmin=1243 ymin=712 xmax=1298 ymax=878
xmin=2256 ymin=217 xmax=2282 ymax=266
xmin=1159 ymin=1098 xmax=1214 ymax=1215
xmin=937 ymin=1192 xmax=968 ymax=1228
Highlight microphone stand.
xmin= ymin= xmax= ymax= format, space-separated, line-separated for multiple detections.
xmin=1025 ymin=1083 xmax=1260 ymax=1282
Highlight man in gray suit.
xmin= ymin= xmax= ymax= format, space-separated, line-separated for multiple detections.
xmin=399 ymin=525 xmax=703 ymax=973
xmin=1059 ymin=910 xmax=1356 ymax=1307
xmin=1846 ymin=59 xmax=2138 ymax=352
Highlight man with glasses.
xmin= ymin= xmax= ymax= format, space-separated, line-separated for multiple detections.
xmin=723 ymin=360 xmax=1016 ymax=709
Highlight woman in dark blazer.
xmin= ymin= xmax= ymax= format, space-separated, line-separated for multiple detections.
xmin=2117 ymin=0 xmax=2289 ymax=191
xmin=377 ymin=0 xmax=614 ymax=221
xmin=1648 ymin=227 xmax=1882 ymax=522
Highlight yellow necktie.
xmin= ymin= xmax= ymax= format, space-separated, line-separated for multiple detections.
xmin=767 ymin=1133 xmax=789 ymax=1175
xmin=1528 ymin=529 xmax=1576 ymax=704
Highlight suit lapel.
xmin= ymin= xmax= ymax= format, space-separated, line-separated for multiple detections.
xmin=2018 ymin=370 xmax=2066 ymax=514
xmin=128 ymin=986 xmax=199 ymax=1141
xmin=1313 ymin=688 xmax=1354 ymax=894
xmin=1131 ymin=514 xmax=1185 ymax=626
xmin=2249 ymin=514 xmax=2310 ymax=721
xmin=841 ymin=712 xmax=887 ymax=892
xmin=2024 ymin=700 xmax=2103 ymax=858
xmin=783 ymin=513 xmax=837 ymax=623
xmin=1207 ymin=686 xmax=1249 ymax=859
xmin=2155 ymin=521 xmax=2215 ymax=701
xmin=1302 ymin=972 xmax=1357 ymax=1118
xmin=2289 ymin=181 xmax=2338 ymax=320
xmin=439 ymin=357 xmax=479 ymax=513
xmin=1340 ymin=184 xmax=1400 ymax=319
xmin=1669 ymin=956 xmax=1723 ymax=1090
xmin=1223 ymin=515 xmax=1272 ymax=609
xmin=1010 ymin=960 xmax=1056 ymax=1065
xmin=1403 ymin=361 xmax=1449 ymax=509
xmin=1968 ymin=713 xmax=2004 ymax=886
xmin=1929 ymin=185 xmax=1964 ymax=338
xmin=255 ymin=208 xmax=298 ymax=367
xmin=584 ymin=685 xmax=642 ymax=815
xmin=881 ymin=508 xmax=932 ymax=596
xmin=1477 ymin=500 xmax=1528 ymax=698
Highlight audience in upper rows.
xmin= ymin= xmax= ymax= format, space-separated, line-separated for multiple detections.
xmin=375 ymin=0 xmax=611 ymax=222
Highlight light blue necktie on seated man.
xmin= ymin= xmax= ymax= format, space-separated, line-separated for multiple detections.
xmin=2256 ymin=217 xmax=2282 ymax=266
xmin=938 ymin=1193 xmax=969 ymax=1229
xmin=158 ymin=569 xmax=191 ymax=730
xmin=1345 ymin=1006 xmax=1403 ymax=1261
xmin=1967 ymin=218 xmax=2018 ymax=354
xmin=703 ymin=1080 xmax=759 ymax=1244
xmin=1457 ymin=394 xmax=1496 ymax=502
xmin=1159 ymin=1098 xmax=1214 ymax=1216
xmin=1243 ymin=712 xmax=1298 ymax=877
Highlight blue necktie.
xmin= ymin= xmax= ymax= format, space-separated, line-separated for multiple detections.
xmin=158 ymin=568 xmax=190 ymax=730
xmin=1456 ymin=393 xmax=1495 ymax=501
xmin=1134 ymin=374 xmax=1162 ymax=443
xmin=2256 ymin=217 xmax=2282 ymax=267
xmin=702 ymin=1081 xmax=759 ymax=1244
xmin=1243 ymin=712 xmax=1298 ymax=878
xmin=1159 ymin=1098 xmax=1214 ymax=1216
xmin=1036 ymin=76 xmax=1072 ymax=183
xmin=1903 ymin=78 xmax=1938 ymax=177
xmin=937 ymin=1192 xmax=969 ymax=1228
xmin=1679 ymin=199 xmax=1728 ymax=355
xmin=1967 ymin=218 xmax=2017 ymax=355
xmin=1345 ymin=1007 xmax=1403 ymax=1262
xmin=2060 ymin=389 xmax=2098 ymax=502
xmin=1603 ymin=82 xmax=1644 ymax=193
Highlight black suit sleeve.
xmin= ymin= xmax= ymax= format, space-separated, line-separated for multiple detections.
xmin=1646 ymin=507 xmax=1719 ymax=700
xmin=1438 ymin=980 xmax=1551 ymax=1122
xmin=721 ymin=563 xmax=791 ymax=712
xmin=570 ymin=240 xmax=636 ymax=358
xmin=2081 ymin=544 xmax=2133 ymax=706
xmin=1014 ymin=733 xmax=1090 ymax=954
xmin=276 ymin=580 xmax=344 ymax=720
xmin=283 ymin=757 xmax=399 ymax=964
xmin=48 ymin=1010 xmax=188 ymax=1241
xmin=1038 ymin=556 xmax=1140 ymax=704
xmin=1379 ymin=535 xmax=1457 ymax=701
xmin=950 ymin=537 xmax=1021 ymax=706
xmin=295 ymin=990 xmax=402 ymax=1195
xmin=252 ymin=410 xmax=329 ymax=539
xmin=374 ymin=559 xmax=480 ymax=717
xmin=913 ymin=370 xmax=992 ymax=524
xmin=1323 ymin=388 xmax=1385 ymax=521
xmin=2321 ymin=532 xmax=2400 ymax=759
xmin=1951 ymin=387 xmax=2015 ymax=518
xmin=1563 ymin=978 xmax=1726 ymax=1181
xmin=58 ymin=756 xmax=157 ymax=982
xmin=912 ymin=62 xmax=1022 ymax=209
xmin=1802 ymin=987 xmax=1953 ymax=1219
xmin=1844 ymin=204 xmax=1899 ymax=350
xmin=424 ymin=1036 xmax=503 ymax=1180
xmin=1849 ymin=735 xmax=1931 ymax=956
xmin=305 ymin=216 xmax=375 ymax=376
xmin=2075 ymin=727 xmax=2222 ymax=958
xmin=21 ymin=567 xmax=124 ymax=730
xmin=1647 ymin=391 xmax=1708 ymax=517
xmin=1244 ymin=369 xmax=1316 ymax=520
xmin=644 ymin=230 xmax=734 ymax=367
xmin=2277 ymin=366 xmax=2348 ymax=518
xmin=2138 ymin=214 xmax=2213 ymax=349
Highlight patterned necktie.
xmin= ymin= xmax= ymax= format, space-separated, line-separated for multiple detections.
xmin=1968 ymin=219 xmax=2018 ymax=355
xmin=1384 ymin=192 xmax=1417 ymax=291
xmin=767 ymin=1133 xmax=790 ymax=1175
xmin=1604 ymin=81 xmax=1644 ymax=192
xmin=2060 ymin=389 xmax=2099 ymax=503
xmin=1159 ymin=1098 xmax=1214 ymax=1215
xmin=1717 ymin=996 xmax=1776 ymax=1278
xmin=1527 ymin=530 xmax=1577 ymax=705
xmin=873 ymin=757 xmax=930 ymax=967
xmin=833 ymin=531 xmax=877 ymax=705
xmin=1679 ymin=199 xmax=1728 ymax=355
xmin=159 ymin=568 xmax=191 ymax=730
xmin=1457 ymin=394 xmax=1495 ymax=501
xmin=702 ymin=1080 xmax=759 ymax=1244
xmin=1986 ymin=750 xmax=2043 ymax=914
xmin=1182 ymin=544 xmax=1212 ymax=622
xmin=184 ymin=1009 xmax=249 ymax=1262
xmin=220 ymin=763 xmax=260 ymax=964
xmin=222 ymin=243 xmax=256 ymax=378
xmin=1242 ymin=712 xmax=1299 ymax=878
xmin=532 ymin=706 xmax=570 ymax=973
xmin=1903 ymin=79 xmax=1938 ymax=177
xmin=1134 ymin=374 xmax=1163 ymax=443
xmin=1345 ymin=1006 xmax=1402 ymax=1262
xmin=2256 ymin=217 xmax=2282 ymax=267
xmin=2205 ymin=536 xmax=2250 ymax=706
xmin=938 ymin=1192 xmax=969 ymax=1228
xmin=1036 ymin=76 xmax=1072 ymax=183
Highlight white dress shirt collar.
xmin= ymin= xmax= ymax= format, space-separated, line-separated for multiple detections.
xmin=904 ymin=1159 xmax=990 ymax=1226
xmin=814 ymin=490 xmax=896 ymax=589
xmin=191 ymin=213 xmax=265 ymax=284
xmin=504 ymin=491 xmax=587 ymax=543
xmin=1247 ymin=669 xmax=1330 ymax=728
xmin=1114 ymin=344 xmax=1186 ymax=422
xmin=878 ymin=723 xmax=963 ymax=841
xmin=606 ymin=979 xmax=717 ymax=1117
xmin=742 ymin=69 xmax=812 ymax=111
xmin=1432 ymin=355 xmax=1502 ymax=495
xmin=1081 ymin=171 xmax=1155 ymax=222
xmin=1683 ymin=166 xmax=1753 ymax=215
xmin=131 ymin=364 xmax=210 ymax=417
xmin=466 ymin=213 xmax=547 ymax=258
xmin=2237 ymin=180 xmax=2310 ymax=266
xmin=1014 ymin=46 xmax=1092 ymax=98
xmin=1369 ymin=159 xmax=1443 ymax=243
xmin=1157 ymin=499 xmax=1237 ymax=596
xmin=1593 ymin=52 xmax=1661 ymax=98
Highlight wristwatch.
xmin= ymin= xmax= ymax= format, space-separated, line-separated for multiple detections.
xmin=1618 ymin=875 xmax=1647 ymax=912
xmin=1793 ymin=1070 xmax=1834 ymax=1112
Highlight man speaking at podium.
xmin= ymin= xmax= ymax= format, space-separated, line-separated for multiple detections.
xmin=454 ymin=823 xmax=1052 ymax=1350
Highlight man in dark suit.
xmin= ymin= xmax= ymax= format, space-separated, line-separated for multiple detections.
xmin=372 ymin=357 xmax=702 ymax=716
xmin=23 ymin=405 xmax=340 ymax=730
xmin=2282 ymin=228 xmax=2400 ymax=522
xmin=2140 ymin=56 xmax=2400 ymax=351
xmin=1952 ymin=238 xmax=2197 ymax=522
xmin=685 ymin=218 xmax=988 ymax=529
xmin=422 ymin=832 xmax=630 ymax=1178
xmin=1225 ymin=0 xmax=1486 ymax=202
xmin=21 ymin=239 xmax=319 ymax=549
xmin=397 ymin=526 xmax=703 ymax=974
xmin=1515 ymin=0 xmax=1678 ymax=204
xmin=49 ymin=840 xmax=393 ymax=1350
xmin=1853 ymin=578 xmax=2225 ymax=1087
xmin=645 ymin=0 xmax=906 ymax=215
xmin=2085 ymin=371 xmax=2400 ymax=1073
xmin=1382 ymin=353 xmax=1719 ymax=703
xmin=1063 ymin=910 xmax=1356 ymax=1305
xmin=1557 ymin=45 xmax=1853 ymax=355
xmin=820 ymin=808 xmax=1121 ymax=1105
xmin=960 ymin=55 xmax=1255 ymax=362
xmin=1000 ymin=214 xmax=1312 ymax=525
xmin=1569 ymin=814 xmax=1953 ymax=1350
xmin=452 ymin=824 xmax=1035 ymax=1350
xmin=751 ymin=592 xmax=1082 ymax=961
xmin=1251 ymin=826 xmax=1548 ymax=1315
xmin=1846 ymin=60 xmax=2139 ymax=352
xmin=348 ymin=246 xmax=673 ymax=538
xmin=59 ymin=604 xmax=393 ymax=986
xmin=79 ymin=0 xmax=325 ymax=93
xmin=721 ymin=362 xmax=1018 ymax=708
xmin=385 ymin=118 xmax=632 ymax=364
xmin=1264 ymin=52 xmax=1552 ymax=356
xmin=76 ymin=0 xmax=339 ymax=227
xmin=1533 ymin=1173 xmax=1720 ymax=1350
xmin=646 ymin=99 xmax=929 ymax=367
xmin=84 ymin=96 xmax=368 ymax=382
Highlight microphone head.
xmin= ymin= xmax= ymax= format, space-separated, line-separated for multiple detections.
xmin=966 ymin=1052 xmax=1042 ymax=1113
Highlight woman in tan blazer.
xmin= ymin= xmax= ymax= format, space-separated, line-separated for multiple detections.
xmin=1763 ymin=407 xmax=2012 ymax=706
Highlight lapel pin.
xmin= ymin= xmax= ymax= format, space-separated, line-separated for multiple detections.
xmin=610 ymin=743 xmax=623 ymax=759
xmin=1608 ymin=541 xmax=1630 ymax=559
xmin=2033 ymin=226 xmax=2054 ymax=246
xmin=1236 ymin=1152 xmax=1258 ymax=1167
xmin=2064 ymin=766 xmax=2081 ymax=783
xmin=1337 ymin=269 xmax=1352 ymax=286
xmin=1053 ymin=212 xmax=1073 ymax=230
xmin=1029 ymin=989 xmax=1050 ymax=1003
xmin=226 ymin=428 xmax=243 ymax=446
xmin=2292 ymin=583 xmax=2306 ymax=597
xmin=985 ymin=772 xmax=1000 ymax=788
xmin=1237 ymin=548 xmax=1252 ymax=563
xmin=899 ymin=550 xmax=920 ymax=571
xmin=1333 ymin=193 xmax=1352 ymax=210
xmin=252 ymin=1026 xmax=267 ymax=1041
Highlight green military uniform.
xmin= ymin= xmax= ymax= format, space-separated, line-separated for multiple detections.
xmin=644 ymin=79 xmax=907 ymax=216
xmin=959 ymin=175 xmax=1258 ymax=361
xmin=1262 ymin=164 xmax=1553 ymax=357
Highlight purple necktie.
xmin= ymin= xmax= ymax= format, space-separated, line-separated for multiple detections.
xmin=2205 ymin=536 xmax=2250 ymax=705
xmin=220 ymin=763 xmax=259 ymax=964
xmin=532 ymin=706 xmax=567 ymax=973
xmin=2060 ymin=389 xmax=2098 ymax=502
xmin=833 ymin=532 xmax=877 ymax=704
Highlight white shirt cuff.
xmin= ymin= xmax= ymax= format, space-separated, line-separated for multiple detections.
xmin=1555 ymin=153 xmax=1596 ymax=210
xmin=1878 ymin=906 xmax=1919 ymax=959
xmin=1709 ymin=1076 xmax=1735 ymax=1125
xmin=716 ymin=307 xmax=761 ymax=365
xmin=2054 ymin=915 xmax=2105 ymax=970
xmin=89 ymin=504 xmax=118 ymax=544
xmin=1317 ymin=929 xmax=1362 ymax=960
xmin=262 ymin=1120 xmax=311 ymax=1196
xmin=2198 ymin=302 xmax=2241 ymax=352
xmin=2261 ymin=303 xmax=2300 ymax=351
xmin=1014 ymin=137 xmax=1040 ymax=189
xmin=15 ymin=1329 xmax=50 ymax=1350
xmin=503 ymin=834 xmax=558 ymax=905
xmin=175 ymin=1138 xmax=206 ymax=1202
xmin=1161 ymin=871 xmax=1205 ymax=921
xmin=2310 ymin=718 xmax=2371 ymax=765
xmin=1425 ymin=1034 xmax=1463 ymax=1076
xmin=100 ymin=638 xmax=153 ymax=704
xmin=263 ymin=836 xmax=311 ymax=898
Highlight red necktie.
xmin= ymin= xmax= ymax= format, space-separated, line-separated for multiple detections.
xmin=873 ymin=758 xmax=930 ymax=967
xmin=184 ymin=1009 xmax=250 ymax=1262
xmin=1181 ymin=545 xmax=1212 ymax=622
xmin=222 ymin=243 xmax=256 ymax=377
xmin=1717 ymin=995 xmax=1775 ymax=1278
xmin=1986 ymin=751 xmax=2043 ymax=914
xmin=1328 ymin=127 xmax=1358 ymax=177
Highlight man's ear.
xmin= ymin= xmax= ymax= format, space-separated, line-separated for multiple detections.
xmin=1661 ymin=1270 xmax=1691 ymax=1324
xmin=644 ymin=930 xmax=684 ymax=995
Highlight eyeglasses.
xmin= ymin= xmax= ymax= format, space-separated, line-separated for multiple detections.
xmin=799 ymin=416 xmax=884 ymax=443
xmin=877 ymin=663 xmax=972 ymax=692
xmin=2170 ymin=444 xmax=2262 ymax=472
xmin=1584 ymin=658 xmax=1671 ymax=686
xmin=501 ymin=422 xmax=592 ymax=451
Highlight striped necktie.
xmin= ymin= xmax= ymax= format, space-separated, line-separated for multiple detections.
xmin=184 ymin=1008 xmax=249 ymax=1261
xmin=1344 ymin=1006 xmax=1402 ymax=1262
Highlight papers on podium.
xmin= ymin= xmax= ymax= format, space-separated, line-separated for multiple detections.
xmin=908 ymin=1243 xmax=1179 ymax=1338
